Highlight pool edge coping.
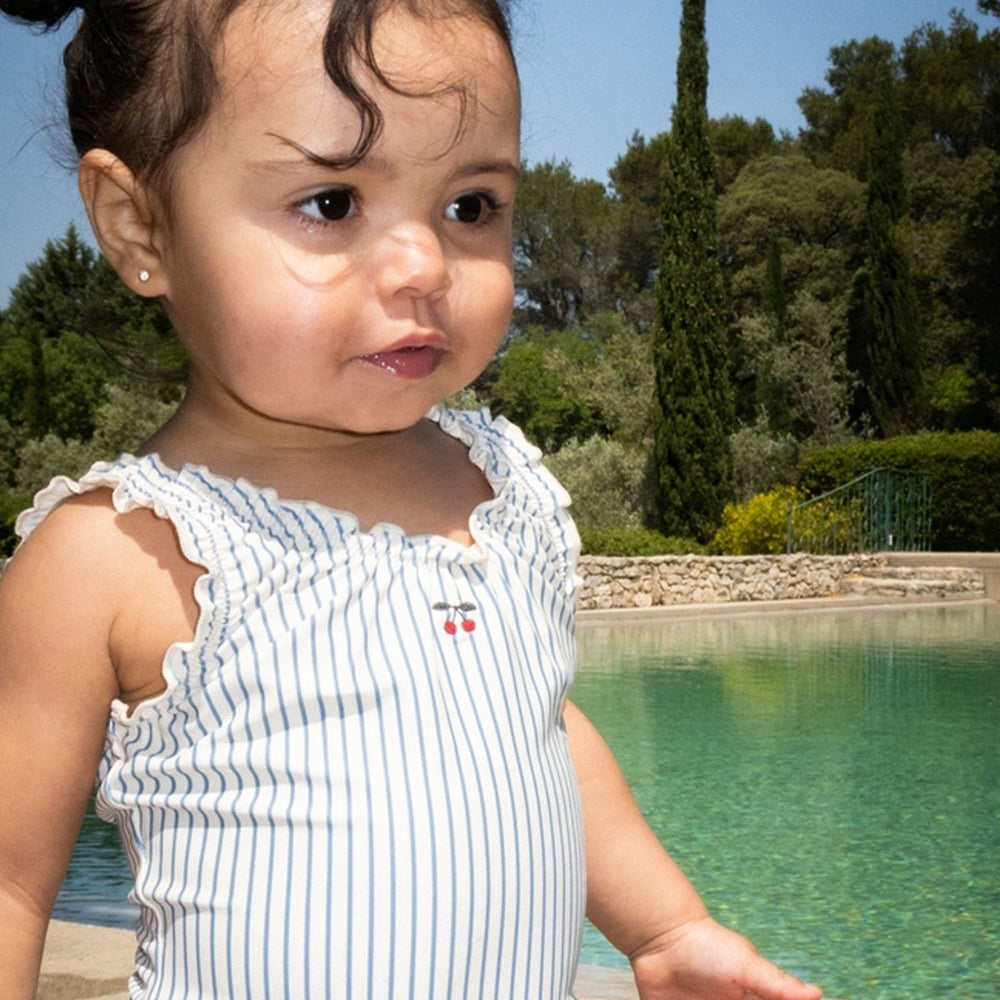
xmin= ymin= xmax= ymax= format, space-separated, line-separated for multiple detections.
xmin=577 ymin=594 xmax=997 ymax=625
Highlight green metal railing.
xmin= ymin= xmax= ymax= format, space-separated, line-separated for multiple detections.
xmin=786 ymin=467 xmax=932 ymax=554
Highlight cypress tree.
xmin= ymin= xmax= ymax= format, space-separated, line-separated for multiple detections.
xmin=652 ymin=0 xmax=734 ymax=541
xmin=847 ymin=66 xmax=923 ymax=436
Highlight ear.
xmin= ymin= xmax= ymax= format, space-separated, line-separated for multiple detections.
xmin=78 ymin=149 xmax=168 ymax=297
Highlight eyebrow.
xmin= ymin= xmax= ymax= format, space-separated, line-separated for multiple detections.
xmin=254 ymin=133 xmax=522 ymax=182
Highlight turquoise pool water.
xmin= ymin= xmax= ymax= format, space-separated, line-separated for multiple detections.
xmin=572 ymin=603 xmax=999 ymax=1000
xmin=56 ymin=603 xmax=999 ymax=998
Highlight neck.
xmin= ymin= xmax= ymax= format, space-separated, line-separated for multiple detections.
xmin=138 ymin=398 xmax=489 ymax=541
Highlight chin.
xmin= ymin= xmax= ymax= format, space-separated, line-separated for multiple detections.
xmin=332 ymin=409 xmax=432 ymax=438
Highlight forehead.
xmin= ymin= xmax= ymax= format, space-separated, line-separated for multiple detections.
xmin=211 ymin=0 xmax=520 ymax=147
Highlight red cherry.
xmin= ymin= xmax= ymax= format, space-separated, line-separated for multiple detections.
xmin=461 ymin=619 xmax=476 ymax=633
xmin=444 ymin=620 xmax=458 ymax=635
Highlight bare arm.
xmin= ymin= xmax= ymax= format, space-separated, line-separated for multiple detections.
xmin=563 ymin=699 xmax=707 ymax=949
xmin=564 ymin=700 xmax=823 ymax=1000
xmin=0 ymin=498 xmax=121 ymax=999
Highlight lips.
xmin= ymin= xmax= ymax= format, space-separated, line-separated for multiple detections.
xmin=362 ymin=342 xmax=444 ymax=379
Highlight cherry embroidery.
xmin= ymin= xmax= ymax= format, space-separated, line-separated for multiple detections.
xmin=433 ymin=601 xmax=477 ymax=636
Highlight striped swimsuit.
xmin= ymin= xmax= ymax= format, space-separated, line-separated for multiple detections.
xmin=20 ymin=407 xmax=587 ymax=999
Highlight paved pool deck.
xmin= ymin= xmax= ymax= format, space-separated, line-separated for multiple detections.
xmin=578 ymin=590 xmax=995 ymax=625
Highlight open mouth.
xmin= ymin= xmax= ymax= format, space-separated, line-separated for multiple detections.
xmin=362 ymin=345 xmax=444 ymax=379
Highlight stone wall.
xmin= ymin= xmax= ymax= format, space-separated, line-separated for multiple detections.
xmin=2 ymin=552 xmax=986 ymax=609
xmin=578 ymin=553 xmax=922 ymax=610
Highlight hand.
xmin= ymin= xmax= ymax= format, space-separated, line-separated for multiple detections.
xmin=629 ymin=916 xmax=823 ymax=1000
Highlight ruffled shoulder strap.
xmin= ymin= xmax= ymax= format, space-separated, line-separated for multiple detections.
xmin=431 ymin=406 xmax=581 ymax=593
xmin=14 ymin=455 xmax=251 ymax=676
xmin=16 ymin=455 xmax=153 ymax=541
xmin=16 ymin=454 xmax=238 ymax=573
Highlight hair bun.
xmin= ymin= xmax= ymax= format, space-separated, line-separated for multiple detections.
xmin=0 ymin=0 xmax=82 ymax=27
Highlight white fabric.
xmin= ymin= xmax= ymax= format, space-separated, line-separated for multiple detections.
xmin=19 ymin=407 xmax=587 ymax=1000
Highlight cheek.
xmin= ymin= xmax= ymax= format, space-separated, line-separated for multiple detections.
xmin=470 ymin=261 xmax=515 ymax=330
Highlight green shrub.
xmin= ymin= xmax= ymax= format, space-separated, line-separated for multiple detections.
xmin=0 ymin=490 xmax=31 ymax=558
xmin=544 ymin=436 xmax=649 ymax=531
xmin=730 ymin=418 xmax=799 ymax=501
xmin=797 ymin=431 xmax=1000 ymax=551
xmin=787 ymin=494 xmax=866 ymax=555
xmin=13 ymin=384 xmax=180 ymax=496
xmin=14 ymin=433 xmax=95 ymax=496
xmin=580 ymin=525 xmax=703 ymax=557
xmin=711 ymin=486 xmax=801 ymax=555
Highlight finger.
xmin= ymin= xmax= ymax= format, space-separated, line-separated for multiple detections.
xmin=743 ymin=958 xmax=824 ymax=1000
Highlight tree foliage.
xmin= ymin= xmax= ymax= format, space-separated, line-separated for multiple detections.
xmin=5 ymin=7 xmax=1000 ymax=553
xmin=900 ymin=13 xmax=1000 ymax=156
xmin=707 ymin=115 xmax=779 ymax=192
xmin=15 ymin=384 xmax=178 ymax=495
xmin=0 ymin=227 xmax=180 ymax=441
xmin=491 ymin=326 xmax=606 ymax=451
xmin=491 ymin=311 xmax=654 ymax=453
xmin=719 ymin=153 xmax=864 ymax=316
xmin=792 ymin=12 xmax=1000 ymax=437
xmin=512 ymin=161 xmax=618 ymax=330
xmin=799 ymin=36 xmax=899 ymax=177
xmin=0 ymin=227 xmax=182 ymax=530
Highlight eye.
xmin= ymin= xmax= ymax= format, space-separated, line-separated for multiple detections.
xmin=297 ymin=187 xmax=356 ymax=222
xmin=445 ymin=192 xmax=499 ymax=225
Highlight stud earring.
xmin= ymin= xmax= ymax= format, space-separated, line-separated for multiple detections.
xmin=139 ymin=269 xmax=150 ymax=283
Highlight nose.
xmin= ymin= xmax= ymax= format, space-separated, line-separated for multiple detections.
xmin=374 ymin=223 xmax=450 ymax=302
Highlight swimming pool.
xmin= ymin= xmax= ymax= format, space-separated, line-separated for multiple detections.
xmin=573 ymin=602 xmax=999 ymax=1000
xmin=56 ymin=602 xmax=999 ymax=999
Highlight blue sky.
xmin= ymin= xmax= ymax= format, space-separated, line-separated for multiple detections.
xmin=1 ymin=0 xmax=995 ymax=306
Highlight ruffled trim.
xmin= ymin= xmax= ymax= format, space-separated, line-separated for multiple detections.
xmin=431 ymin=405 xmax=572 ymax=512
xmin=15 ymin=456 xmax=227 ymax=727
xmin=12 ymin=408 xmax=580 ymax=722
xmin=430 ymin=406 xmax=580 ymax=591
xmin=15 ymin=408 xmax=574 ymax=552
xmin=15 ymin=461 xmax=123 ymax=542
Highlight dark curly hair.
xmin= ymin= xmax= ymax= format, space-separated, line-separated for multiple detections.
xmin=1 ymin=0 xmax=517 ymax=191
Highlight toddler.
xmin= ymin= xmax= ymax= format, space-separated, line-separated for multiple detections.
xmin=0 ymin=1 xmax=825 ymax=998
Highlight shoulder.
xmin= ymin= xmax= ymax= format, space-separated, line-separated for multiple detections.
xmin=2 ymin=490 xmax=140 ymax=648
xmin=7 ymin=487 xmax=124 ymax=590
xmin=0 ymin=491 xmax=122 ymax=727
xmin=11 ymin=455 xmax=203 ymax=607
xmin=9 ymin=486 xmax=164 ymax=583
xmin=2 ymin=486 xmax=197 ymax=692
